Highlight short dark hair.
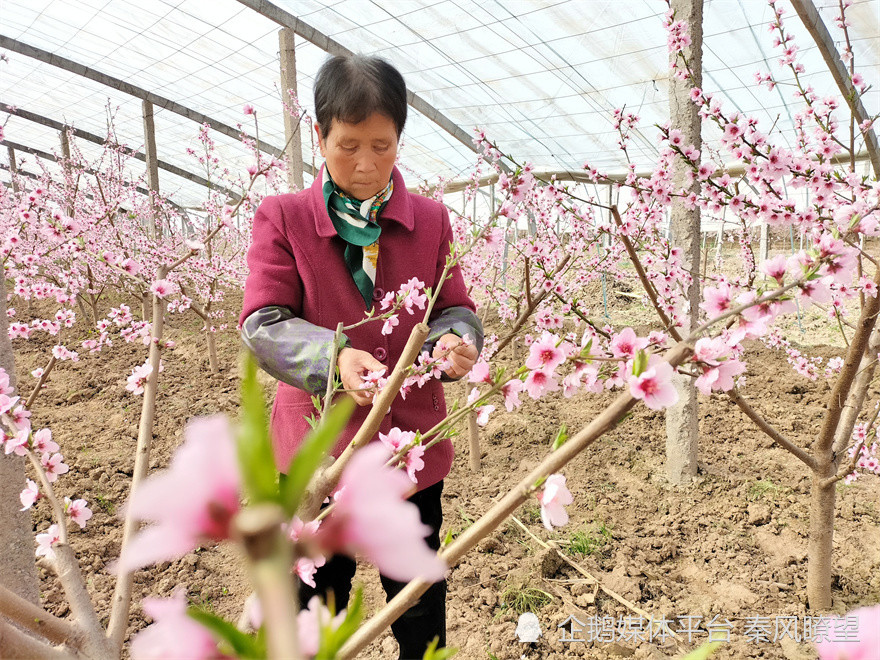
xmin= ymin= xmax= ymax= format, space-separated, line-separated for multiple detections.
xmin=314 ymin=54 xmax=408 ymax=139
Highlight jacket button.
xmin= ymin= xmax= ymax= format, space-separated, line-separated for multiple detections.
xmin=373 ymin=347 xmax=387 ymax=361
xmin=372 ymin=287 xmax=385 ymax=301
xmin=432 ymin=393 xmax=440 ymax=411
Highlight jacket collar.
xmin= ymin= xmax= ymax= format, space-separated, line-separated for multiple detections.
xmin=312 ymin=164 xmax=414 ymax=237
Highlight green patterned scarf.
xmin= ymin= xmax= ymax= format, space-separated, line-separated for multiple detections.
xmin=322 ymin=167 xmax=393 ymax=307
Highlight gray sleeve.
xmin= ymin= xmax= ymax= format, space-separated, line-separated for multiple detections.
xmin=241 ymin=306 xmax=350 ymax=395
xmin=422 ymin=306 xmax=485 ymax=382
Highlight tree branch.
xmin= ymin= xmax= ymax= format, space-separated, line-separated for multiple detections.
xmin=0 ymin=618 xmax=79 ymax=660
xmin=726 ymin=389 xmax=816 ymax=469
xmin=0 ymin=583 xmax=82 ymax=649
xmin=610 ymin=206 xmax=682 ymax=341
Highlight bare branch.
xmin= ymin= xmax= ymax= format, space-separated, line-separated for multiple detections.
xmin=726 ymin=389 xmax=816 ymax=469
xmin=0 ymin=618 xmax=79 ymax=660
xmin=0 ymin=583 xmax=82 ymax=649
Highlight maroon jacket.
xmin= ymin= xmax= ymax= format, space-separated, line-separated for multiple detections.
xmin=240 ymin=166 xmax=477 ymax=490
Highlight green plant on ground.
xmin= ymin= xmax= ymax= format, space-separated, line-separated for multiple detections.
xmin=517 ymin=502 xmax=542 ymax=525
xmin=93 ymin=493 xmax=115 ymax=515
xmin=747 ymin=479 xmax=782 ymax=501
xmin=445 ymin=507 xmax=476 ymax=542
xmin=567 ymin=522 xmax=612 ymax=557
xmin=498 ymin=581 xmax=552 ymax=616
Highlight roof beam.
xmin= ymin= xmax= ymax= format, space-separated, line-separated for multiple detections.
xmin=0 ymin=35 xmax=315 ymax=178
xmin=0 ymin=103 xmax=242 ymax=201
xmin=236 ymin=0 xmax=509 ymax=172
xmin=2 ymin=141 xmax=186 ymax=212
xmin=790 ymin=0 xmax=880 ymax=177
xmin=437 ymin=149 xmax=873 ymax=194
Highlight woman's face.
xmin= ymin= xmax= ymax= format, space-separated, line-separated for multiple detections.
xmin=316 ymin=112 xmax=399 ymax=200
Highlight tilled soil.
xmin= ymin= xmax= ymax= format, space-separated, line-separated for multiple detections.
xmin=11 ymin=292 xmax=879 ymax=660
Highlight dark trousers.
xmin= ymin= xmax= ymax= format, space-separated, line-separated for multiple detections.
xmin=298 ymin=480 xmax=446 ymax=660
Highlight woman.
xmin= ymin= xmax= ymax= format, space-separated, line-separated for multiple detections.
xmin=239 ymin=54 xmax=482 ymax=659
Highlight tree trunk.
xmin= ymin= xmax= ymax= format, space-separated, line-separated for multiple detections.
xmin=206 ymin=331 xmax=219 ymax=374
xmin=0 ymin=277 xmax=40 ymax=604
xmin=806 ymin=466 xmax=835 ymax=609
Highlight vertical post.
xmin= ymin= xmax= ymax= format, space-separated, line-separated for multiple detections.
xmin=467 ymin=411 xmax=481 ymax=472
xmin=142 ymin=100 xmax=161 ymax=239
xmin=759 ymin=222 xmax=769 ymax=264
xmin=7 ymin=147 xmax=19 ymax=193
xmin=0 ymin=274 xmax=40 ymax=606
xmin=279 ymin=28 xmax=304 ymax=191
xmin=665 ymin=0 xmax=703 ymax=484
xmin=59 ymin=128 xmax=74 ymax=218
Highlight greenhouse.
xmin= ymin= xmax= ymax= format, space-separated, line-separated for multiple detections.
xmin=1 ymin=0 xmax=879 ymax=658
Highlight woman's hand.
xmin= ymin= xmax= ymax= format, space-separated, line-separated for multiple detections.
xmin=432 ymin=333 xmax=479 ymax=379
xmin=337 ymin=347 xmax=386 ymax=406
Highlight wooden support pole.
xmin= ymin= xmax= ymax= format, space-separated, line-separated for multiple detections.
xmin=59 ymin=127 xmax=74 ymax=218
xmin=467 ymin=410 xmax=481 ymax=472
xmin=759 ymin=222 xmax=770 ymax=264
xmin=142 ymin=100 xmax=161 ymax=239
xmin=279 ymin=28 xmax=304 ymax=192
xmin=6 ymin=146 xmax=18 ymax=193
xmin=664 ymin=0 xmax=703 ymax=485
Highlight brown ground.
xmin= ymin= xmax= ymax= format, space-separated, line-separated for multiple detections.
xmin=13 ymin=284 xmax=880 ymax=660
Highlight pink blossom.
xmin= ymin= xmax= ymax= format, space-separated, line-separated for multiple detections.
xmin=501 ymin=378 xmax=525 ymax=411
xmin=816 ymin=604 xmax=880 ymax=660
xmin=379 ymin=291 xmax=395 ymax=310
xmin=126 ymin=362 xmax=153 ymax=395
xmin=475 ymin=404 xmax=495 ymax=426
xmin=696 ymin=359 xmax=746 ymax=395
xmin=381 ymin=313 xmax=399 ymax=335
xmin=4 ymin=428 xmax=29 ymax=456
xmin=467 ymin=360 xmax=492 ymax=384
xmin=41 ymin=453 xmax=69 ymax=482
xmin=130 ymin=592 xmax=221 ymax=660
xmin=0 ymin=393 xmax=19 ymax=416
xmin=31 ymin=428 xmax=58 ymax=455
xmin=0 ymin=370 xmax=11 ymax=395
xmin=243 ymin=104 xmax=255 ymax=115
xmin=318 ymin=444 xmax=446 ymax=583
xmin=295 ymin=557 xmax=322 ymax=588
xmin=379 ymin=427 xmax=426 ymax=483
xmin=149 ymin=279 xmax=177 ymax=299
xmin=524 ymin=368 xmax=559 ymax=399
xmin=538 ymin=474 xmax=574 ymax=531
xmin=398 ymin=277 xmax=427 ymax=313
xmin=359 ymin=368 xmax=387 ymax=392
xmin=609 ymin=327 xmax=648 ymax=359
xmin=20 ymin=479 xmax=39 ymax=510
xmin=629 ymin=361 xmax=679 ymax=410
xmin=525 ymin=331 xmax=566 ymax=371
xmin=119 ymin=415 xmax=241 ymax=572
xmin=66 ymin=498 xmax=93 ymax=529
xmin=702 ymin=283 xmax=735 ymax=318
xmin=760 ymin=254 xmax=788 ymax=283
xmin=35 ymin=524 xmax=60 ymax=559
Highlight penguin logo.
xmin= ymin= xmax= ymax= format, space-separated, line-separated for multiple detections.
xmin=515 ymin=612 xmax=542 ymax=643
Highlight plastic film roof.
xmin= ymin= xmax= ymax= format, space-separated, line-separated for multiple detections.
xmin=1 ymin=0 xmax=878 ymax=208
